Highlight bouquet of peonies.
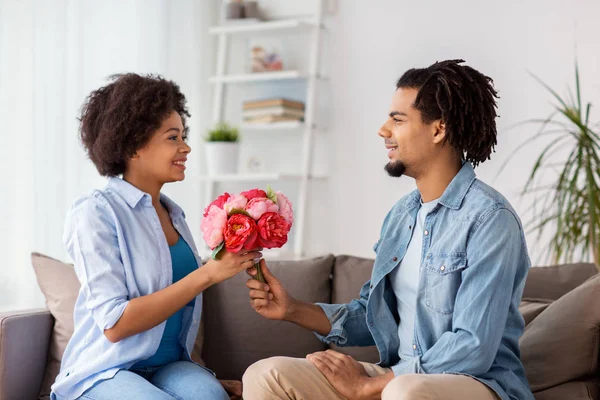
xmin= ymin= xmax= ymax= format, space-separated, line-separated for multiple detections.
xmin=201 ymin=185 xmax=293 ymax=282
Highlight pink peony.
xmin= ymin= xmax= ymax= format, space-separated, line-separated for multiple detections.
xmin=276 ymin=191 xmax=294 ymax=226
xmin=201 ymin=205 xmax=228 ymax=249
xmin=223 ymin=194 xmax=248 ymax=215
xmin=203 ymin=192 xmax=230 ymax=217
xmin=257 ymin=212 xmax=290 ymax=249
xmin=241 ymin=189 xmax=267 ymax=200
xmin=224 ymin=214 xmax=258 ymax=252
xmin=245 ymin=197 xmax=279 ymax=220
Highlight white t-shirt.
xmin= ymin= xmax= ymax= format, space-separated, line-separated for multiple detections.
xmin=389 ymin=197 xmax=439 ymax=361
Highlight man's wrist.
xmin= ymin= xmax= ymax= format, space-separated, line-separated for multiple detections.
xmin=283 ymin=297 xmax=300 ymax=322
xmin=359 ymin=371 xmax=395 ymax=400
xmin=357 ymin=376 xmax=376 ymax=400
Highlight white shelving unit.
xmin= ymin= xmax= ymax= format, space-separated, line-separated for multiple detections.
xmin=241 ymin=120 xmax=304 ymax=131
xmin=199 ymin=173 xmax=327 ymax=183
xmin=203 ymin=1 xmax=326 ymax=260
xmin=208 ymin=19 xmax=315 ymax=35
xmin=208 ymin=70 xmax=305 ymax=84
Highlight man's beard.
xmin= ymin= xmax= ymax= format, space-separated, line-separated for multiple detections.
xmin=384 ymin=160 xmax=406 ymax=177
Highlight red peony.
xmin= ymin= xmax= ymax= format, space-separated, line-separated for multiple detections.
xmin=257 ymin=212 xmax=290 ymax=248
xmin=241 ymin=189 xmax=268 ymax=201
xmin=224 ymin=213 xmax=258 ymax=252
xmin=203 ymin=192 xmax=231 ymax=217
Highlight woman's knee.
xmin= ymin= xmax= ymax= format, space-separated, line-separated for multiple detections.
xmin=382 ymin=375 xmax=431 ymax=400
xmin=151 ymin=362 xmax=228 ymax=400
xmin=194 ymin=378 xmax=229 ymax=400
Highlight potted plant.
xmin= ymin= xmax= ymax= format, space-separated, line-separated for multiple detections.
xmin=505 ymin=61 xmax=600 ymax=271
xmin=204 ymin=122 xmax=240 ymax=176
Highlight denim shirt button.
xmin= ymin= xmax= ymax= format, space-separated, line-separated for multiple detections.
xmin=440 ymin=265 xmax=446 ymax=271
xmin=370 ymin=284 xmax=373 ymax=289
xmin=393 ymin=257 xmax=398 ymax=262
xmin=413 ymin=344 xmax=417 ymax=350
xmin=424 ymin=230 xmax=429 ymax=236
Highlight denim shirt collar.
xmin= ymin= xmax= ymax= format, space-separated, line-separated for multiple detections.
xmin=107 ymin=177 xmax=185 ymax=218
xmin=438 ymin=162 xmax=476 ymax=210
xmin=404 ymin=162 xmax=476 ymax=212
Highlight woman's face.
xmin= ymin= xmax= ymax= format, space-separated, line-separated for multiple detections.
xmin=129 ymin=111 xmax=191 ymax=184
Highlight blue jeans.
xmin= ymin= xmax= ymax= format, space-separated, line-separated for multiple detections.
xmin=76 ymin=361 xmax=229 ymax=400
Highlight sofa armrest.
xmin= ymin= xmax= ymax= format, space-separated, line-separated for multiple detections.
xmin=0 ymin=308 xmax=53 ymax=400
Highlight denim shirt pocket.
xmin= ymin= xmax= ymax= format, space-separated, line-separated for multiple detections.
xmin=423 ymin=254 xmax=467 ymax=315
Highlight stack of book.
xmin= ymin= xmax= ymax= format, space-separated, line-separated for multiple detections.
xmin=242 ymin=98 xmax=305 ymax=124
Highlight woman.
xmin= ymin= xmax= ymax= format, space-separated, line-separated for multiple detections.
xmin=51 ymin=73 xmax=257 ymax=400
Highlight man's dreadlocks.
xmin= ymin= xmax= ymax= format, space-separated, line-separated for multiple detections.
xmin=396 ymin=59 xmax=499 ymax=167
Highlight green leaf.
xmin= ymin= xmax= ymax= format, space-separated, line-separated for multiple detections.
xmin=515 ymin=60 xmax=600 ymax=270
xmin=211 ymin=241 xmax=225 ymax=260
xmin=528 ymin=71 xmax=569 ymax=111
xmin=575 ymin=60 xmax=582 ymax=117
xmin=228 ymin=208 xmax=251 ymax=217
xmin=266 ymin=184 xmax=278 ymax=204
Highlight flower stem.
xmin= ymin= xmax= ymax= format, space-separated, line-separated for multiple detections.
xmin=253 ymin=261 xmax=265 ymax=283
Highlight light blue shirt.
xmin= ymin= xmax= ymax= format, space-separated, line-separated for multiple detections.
xmin=316 ymin=163 xmax=535 ymax=400
xmin=132 ymin=236 xmax=198 ymax=369
xmin=390 ymin=198 xmax=438 ymax=363
xmin=51 ymin=178 xmax=208 ymax=400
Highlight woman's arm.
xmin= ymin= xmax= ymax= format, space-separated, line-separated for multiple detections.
xmin=105 ymin=252 xmax=261 ymax=343
xmin=66 ymin=195 xmax=262 ymax=343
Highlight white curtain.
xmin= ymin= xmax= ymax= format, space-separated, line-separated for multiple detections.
xmin=0 ymin=0 xmax=215 ymax=312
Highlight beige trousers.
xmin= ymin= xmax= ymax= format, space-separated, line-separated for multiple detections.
xmin=242 ymin=356 xmax=499 ymax=400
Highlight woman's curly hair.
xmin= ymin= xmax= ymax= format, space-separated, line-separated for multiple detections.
xmin=79 ymin=73 xmax=190 ymax=177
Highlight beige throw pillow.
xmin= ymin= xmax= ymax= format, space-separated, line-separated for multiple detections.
xmin=31 ymin=253 xmax=79 ymax=399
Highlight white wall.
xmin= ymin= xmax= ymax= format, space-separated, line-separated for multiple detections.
xmin=319 ymin=0 xmax=600 ymax=264
xmin=2 ymin=0 xmax=599 ymax=311
xmin=0 ymin=0 xmax=217 ymax=312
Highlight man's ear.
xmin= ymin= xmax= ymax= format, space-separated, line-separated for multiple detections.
xmin=432 ymin=120 xmax=446 ymax=144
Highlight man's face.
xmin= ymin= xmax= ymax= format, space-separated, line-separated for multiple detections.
xmin=378 ymin=87 xmax=438 ymax=178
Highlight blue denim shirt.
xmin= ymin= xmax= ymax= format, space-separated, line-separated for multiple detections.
xmin=51 ymin=178 xmax=208 ymax=400
xmin=316 ymin=163 xmax=534 ymax=400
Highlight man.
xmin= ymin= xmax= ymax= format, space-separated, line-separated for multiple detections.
xmin=242 ymin=59 xmax=534 ymax=400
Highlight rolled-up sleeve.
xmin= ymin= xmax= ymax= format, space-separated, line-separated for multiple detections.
xmin=64 ymin=194 xmax=130 ymax=331
xmin=314 ymin=209 xmax=394 ymax=347
xmin=315 ymin=280 xmax=375 ymax=347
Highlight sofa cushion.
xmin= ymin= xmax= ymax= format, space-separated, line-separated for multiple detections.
xmin=0 ymin=309 xmax=54 ymax=400
xmin=202 ymin=254 xmax=334 ymax=380
xmin=31 ymin=252 xmax=209 ymax=397
xmin=31 ymin=252 xmax=80 ymax=399
xmin=523 ymin=263 xmax=597 ymax=300
xmin=520 ymin=274 xmax=600 ymax=392
xmin=533 ymin=379 xmax=600 ymax=400
xmin=518 ymin=298 xmax=553 ymax=326
xmin=330 ymin=255 xmax=380 ymax=363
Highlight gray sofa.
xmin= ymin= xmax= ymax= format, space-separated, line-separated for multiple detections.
xmin=1 ymin=254 xmax=599 ymax=400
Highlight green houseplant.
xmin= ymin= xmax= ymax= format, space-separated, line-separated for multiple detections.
xmin=204 ymin=122 xmax=240 ymax=176
xmin=205 ymin=122 xmax=239 ymax=143
xmin=511 ymin=62 xmax=600 ymax=271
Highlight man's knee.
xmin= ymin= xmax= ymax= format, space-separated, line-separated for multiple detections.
xmin=382 ymin=375 xmax=431 ymax=400
xmin=242 ymin=357 xmax=293 ymax=390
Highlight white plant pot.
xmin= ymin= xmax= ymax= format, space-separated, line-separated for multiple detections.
xmin=204 ymin=142 xmax=239 ymax=176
